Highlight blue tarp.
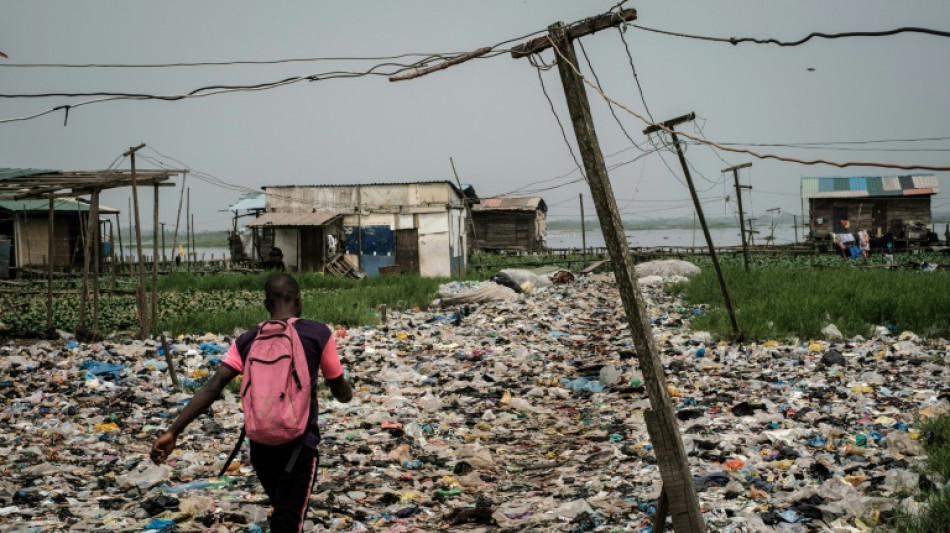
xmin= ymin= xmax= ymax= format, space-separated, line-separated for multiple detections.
xmin=79 ymin=361 xmax=126 ymax=377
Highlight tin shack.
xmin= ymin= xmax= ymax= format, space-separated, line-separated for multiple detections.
xmin=252 ymin=181 xmax=468 ymax=277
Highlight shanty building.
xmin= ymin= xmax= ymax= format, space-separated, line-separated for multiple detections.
xmin=803 ymin=174 xmax=940 ymax=242
xmin=249 ymin=181 xmax=469 ymax=277
xmin=0 ymin=197 xmax=119 ymax=278
xmin=470 ymin=196 xmax=547 ymax=252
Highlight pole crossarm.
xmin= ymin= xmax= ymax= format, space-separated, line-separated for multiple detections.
xmin=721 ymin=162 xmax=752 ymax=173
xmin=642 ymin=112 xmax=696 ymax=135
xmin=511 ymin=8 xmax=638 ymax=58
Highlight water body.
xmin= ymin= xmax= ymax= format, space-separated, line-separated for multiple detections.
xmin=547 ymin=225 xmax=800 ymax=249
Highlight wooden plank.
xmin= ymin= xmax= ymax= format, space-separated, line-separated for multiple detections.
xmin=580 ymin=259 xmax=608 ymax=274
xmin=389 ymin=47 xmax=491 ymax=82
xmin=511 ymin=8 xmax=637 ymax=58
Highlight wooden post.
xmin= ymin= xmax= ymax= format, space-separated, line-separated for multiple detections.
xmin=127 ymin=198 xmax=133 ymax=268
xmin=579 ymin=193 xmax=587 ymax=257
xmin=76 ymin=191 xmax=97 ymax=335
xmin=125 ymin=143 xmax=150 ymax=339
xmin=151 ymin=184 xmax=159 ymax=330
xmin=380 ymin=304 xmax=387 ymax=323
xmin=116 ymin=212 xmax=124 ymax=270
xmin=191 ymin=214 xmax=196 ymax=267
xmin=186 ymin=188 xmax=191 ymax=273
xmin=171 ymin=173 xmax=186 ymax=270
xmin=793 ymin=214 xmax=798 ymax=244
xmin=160 ymin=333 xmax=180 ymax=390
xmin=46 ymin=199 xmax=54 ymax=330
xmin=90 ymin=190 xmax=101 ymax=337
xmin=160 ymin=222 xmax=166 ymax=264
xmin=450 ymin=157 xmax=478 ymax=256
xmin=724 ymin=163 xmax=752 ymax=273
xmin=542 ymin=21 xmax=706 ymax=532
xmin=647 ymin=114 xmax=740 ymax=339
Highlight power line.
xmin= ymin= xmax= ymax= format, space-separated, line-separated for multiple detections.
xmin=0 ymin=31 xmax=543 ymax=125
xmin=576 ymin=37 xmax=644 ymax=152
xmin=0 ymin=52 xmax=467 ymax=69
xmin=632 ymin=24 xmax=950 ymax=47
xmin=533 ymin=58 xmax=587 ymax=183
xmin=546 ymin=36 xmax=950 ymax=171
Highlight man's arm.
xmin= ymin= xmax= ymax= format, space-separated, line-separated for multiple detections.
xmin=327 ymin=375 xmax=353 ymax=403
xmin=150 ymin=364 xmax=240 ymax=464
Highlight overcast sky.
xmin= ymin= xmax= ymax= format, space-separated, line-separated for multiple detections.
xmin=2 ymin=1 xmax=948 ymax=234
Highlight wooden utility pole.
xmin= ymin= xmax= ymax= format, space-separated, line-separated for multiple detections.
xmin=723 ymin=163 xmax=752 ymax=273
xmin=579 ymin=193 xmax=587 ymax=256
xmin=160 ymin=222 xmax=167 ymax=264
xmin=171 ymin=172 xmax=186 ymax=269
xmin=46 ymin=199 xmax=54 ymax=330
xmin=125 ymin=143 xmax=150 ymax=339
xmin=793 ymin=215 xmax=798 ymax=244
xmin=186 ymin=188 xmax=191 ymax=273
xmin=151 ymin=184 xmax=160 ymax=330
xmin=91 ymin=190 xmax=101 ymax=337
xmin=646 ymin=114 xmax=740 ymax=339
xmin=450 ymin=157 xmax=478 ymax=254
xmin=116 ymin=213 xmax=124 ymax=268
xmin=515 ymin=13 xmax=705 ymax=532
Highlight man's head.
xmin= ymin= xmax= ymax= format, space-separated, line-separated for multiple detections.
xmin=264 ymin=273 xmax=302 ymax=318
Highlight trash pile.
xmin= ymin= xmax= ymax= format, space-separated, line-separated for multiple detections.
xmin=0 ymin=263 xmax=948 ymax=532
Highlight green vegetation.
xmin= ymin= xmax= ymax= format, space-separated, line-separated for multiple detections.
xmin=890 ymin=414 xmax=950 ymax=533
xmin=675 ymin=263 xmax=950 ymax=340
xmin=3 ymin=273 xmax=444 ymax=336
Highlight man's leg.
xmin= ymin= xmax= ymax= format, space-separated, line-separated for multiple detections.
xmin=250 ymin=441 xmax=318 ymax=533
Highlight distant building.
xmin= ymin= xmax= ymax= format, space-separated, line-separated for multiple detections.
xmin=0 ymin=198 xmax=119 ymax=277
xmin=470 ymin=196 xmax=547 ymax=252
xmin=802 ymin=175 xmax=939 ymax=241
xmin=250 ymin=181 xmax=468 ymax=277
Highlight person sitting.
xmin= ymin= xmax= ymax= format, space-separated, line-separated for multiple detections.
xmin=264 ymin=247 xmax=285 ymax=270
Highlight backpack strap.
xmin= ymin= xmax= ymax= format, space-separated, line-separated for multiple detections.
xmin=219 ymin=426 xmax=246 ymax=477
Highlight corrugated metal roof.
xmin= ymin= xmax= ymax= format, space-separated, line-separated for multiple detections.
xmin=802 ymin=174 xmax=939 ymax=199
xmin=264 ymin=180 xmax=458 ymax=189
xmin=246 ymin=211 xmax=341 ymax=227
xmin=229 ymin=193 xmax=265 ymax=212
xmin=471 ymin=196 xmax=546 ymax=212
xmin=0 ymin=198 xmax=119 ymax=214
xmin=0 ymin=168 xmax=59 ymax=181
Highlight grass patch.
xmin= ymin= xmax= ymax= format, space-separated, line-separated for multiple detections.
xmin=890 ymin=413 xmax=950 ymax=533
xmin=2 ymin=272 xmax=446 ymax=336
xmin=674 ymin=265 xmax=950 ymax=340
xmin=156 ymin=273 xmax=444 ymax=334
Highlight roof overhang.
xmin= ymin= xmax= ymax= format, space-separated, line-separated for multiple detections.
xmin=246 ymin=211 xmax=342 ymax=228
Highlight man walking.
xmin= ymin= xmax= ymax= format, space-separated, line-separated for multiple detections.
xmin=150 ymin=273 xmax=353 ymax=532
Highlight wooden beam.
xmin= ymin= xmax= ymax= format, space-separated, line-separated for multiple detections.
xmin=642 ymin=112 xmax=696 ymax=135
xmin=389 ymin=47 xmax=492 ymax=82
xmin=511 ymin=8 xmax=637 ymax=58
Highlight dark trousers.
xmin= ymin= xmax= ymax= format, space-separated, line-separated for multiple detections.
xmin=250 ymin=440 xmax=318 ymax=533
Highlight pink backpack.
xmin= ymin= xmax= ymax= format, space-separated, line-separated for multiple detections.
xmin=240 ymin=318 xmax=312 ymax=445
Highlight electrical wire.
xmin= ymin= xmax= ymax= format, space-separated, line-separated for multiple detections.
xmin=684 ymin=141 xmax=950 ymax=153
xmin=631 ymin=25 xmax=950 ymax=47
xmin=533 ymin=61 xmax=587 ymax=183
xmin=0 ymin=30 xmax=544 ymax=124
xmin=545 ymin=36 xmax=950 ymax=171
xmin=576 ymin=37 xmax=645 ymax=152
xmin=0 ymin=52 xmax=467 ymax=69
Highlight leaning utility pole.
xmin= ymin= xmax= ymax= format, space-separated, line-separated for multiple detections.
xmin=723 ymin=163 xmax=752 ymax=273
xmin=513 ymin=11 xmax=705 ymax=532
xmin=645 ymin=114 xmax=740 ymax=339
